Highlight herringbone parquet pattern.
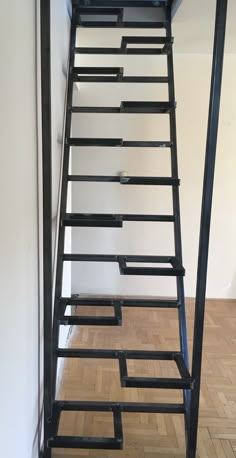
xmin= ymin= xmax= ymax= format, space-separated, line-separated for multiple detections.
xmin=53 ymin=298 xmax=236 ymax=458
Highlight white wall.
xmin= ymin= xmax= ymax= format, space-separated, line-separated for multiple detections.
xmin=0 ymin=2 xmax=40 ymax=458
xmin=71 ymin=28 xmax=236 ymax=299
xmin=0 ymin=1 xmax=72 ymax=457
xmin=176 ymin=53 xmax=236 ymax=298
xmin=173 ymin=0 xmax=236 ymax=54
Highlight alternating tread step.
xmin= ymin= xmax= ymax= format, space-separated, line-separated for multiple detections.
xmin=58 ymin=298 xmax=122 ymax=326
xmin=59 ymin=295 xmax=179 ymax=308
xmin=63 ymin=213 xmax=123 ymax=227
xmin=67 ymin=138 xmax=172 ymax=147
xmin=56 ymin=349 xmax=193 ymax=389
xmin=75 ymin=37 xmax=173 ymax=55
xmin=76 ymin=20 xmax=168 ymax=29
xmin=77 ymin=7 xmax=123 ymax=16
xmin=62 ymin=254 xmax=185 ymax=277
xmin=71 ymin=101 xmax=176 ymax=114
xmin=76 ymin=1 xmax=170 ymax=8
xmin=49 ymin=401 xmax=123 ymax=450
xmin=76 ymin=5 xmax=169 ymax=29
xmin=67 ymin=175 xmax=179 ymax=186
xmin=72 ymin=67 xmax=168 ymax=83
xmin=48 ymin=398 xmax=185 ymax=449
xmin=58 ymin=295 xmax=179 ymax=326
xmin=63 ymin=213 xmax=175 ymax=227
xmin=52 ymin=399 xmax=185 ymax=414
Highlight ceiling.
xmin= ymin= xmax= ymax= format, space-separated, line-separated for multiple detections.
xmin=173 ymin=0 xmax=236 ymax=53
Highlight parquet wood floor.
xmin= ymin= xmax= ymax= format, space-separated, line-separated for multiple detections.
xmin=53 ymin=298 xmax=236 ymax=458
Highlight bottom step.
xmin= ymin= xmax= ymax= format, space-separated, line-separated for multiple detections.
xmin=48 ymin=400 xmax=185 ymax=450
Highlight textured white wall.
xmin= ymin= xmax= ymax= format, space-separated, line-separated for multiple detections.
xmin=0 ymin=1 xmax=72 ymax=457
xmin=0 ymin=2 xmax=39 ymax=457
xmin=175 ymin=53 xmax=236 ymax=298
xmin=173 ymin=0 xmax=236 ymax=54
xmin=71 ymin=26 xmax=236 ymax=299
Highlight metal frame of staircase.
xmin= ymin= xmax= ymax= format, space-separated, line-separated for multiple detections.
xmin=40 ymin=1 xmax=228 ymax=457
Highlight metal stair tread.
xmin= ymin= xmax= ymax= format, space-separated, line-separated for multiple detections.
xmin=59 ymin=295 xmax=179 ymax=308
xmin=62 ymin=254 xmax=185 ymax=277
xmin=57 ymin=298 xmax=122 ymax=326
xmin=67 ymin=138 xmax=173 ymax=147
xmin=62 ymin=212 xmax=175 ymax=227
xmin=67 ymin=175 xmax=179 ymax=185
xmin=48 ymin=397 xmax=185 ymax=450
xmin=56 ymin=348 xmax=193 ymax=389
xmin=71 ymin=101 xmax=175 ymax=113
xmin=72 ymin=66 xmax=169 ymax=83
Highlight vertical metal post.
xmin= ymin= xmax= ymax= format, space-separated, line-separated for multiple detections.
xmin=41 ymin=0 xmax=52 ymax=457
xmin=187 ymin=1 xmax=228 ymax=457
xmin=166 ymin=8 xmax=190 ymax=441
xmin=51 ymin=7 xmax=77 ymax=398
xmin=166 ymin=10 xmax=189 ymax=369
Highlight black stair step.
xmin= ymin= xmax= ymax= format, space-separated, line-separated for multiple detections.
xmin=63 ymin=213 xmax=123 ymax=227
xmin=123 ymin=140 xmax=173 ymax=147
xmin=72 ymin=67 xmax=168 ymax=83
xmin=72 ymin=66 xmax=123 ymax=83
xmin=77 ymin=21 xmax=168 ymax=28
xmin=118 ymin=255 xmax=184 ymax=276
xmin=49 ymin=401 xmax=123 ymax=450
xmin=73 ymin=66 xmax=123 ymax=74
xmin=77 ymin=5 xmax=124 ymax=28
xmin=67 ymin=175 xmax=179 ymax=186
xmin=53 ymin=399 xmax=185 ymax=414
xmin=121 ymin=36 xmax=173 ymax=54
xmin=62 ymin=254 xmax=185 ymax=277
xmin=58 ymin=299 xmax=122 ymax=326
xmin=76 ymin=3 xmax=169 ymax=29
xmin=68 ymin=137 xmax=123 ymax=147
xmin=48 ymin=398 xmax=184 ymax=450
xmin=122 ymin=101 xmax=175 ymax=113
xmin=76 ymin=1 xmax=170 ymax=8
xmin=76 ymin=5 xmax=168 ymax=29
xmin=56 ymin=349 xmax=193 ymax=390
xmin=58 ymin=316 xmax=120 ymax=326
xmin=63 ymin=213 xmax=175 ymax=227
xmin=48 ymin=436 xmax=122 ymax=450
xmin=59 ymin=296 xmax=179 ymax=309
xmin=71 ymin=101 xmax=175 ymax=114
xmin=77 ymin=7 xmax=123 ymax=15
xmin=67 ymin=138 xmax=172 ymax=147
xmin=75 ymin=37 xmax=173 ymax=55
xmin=121 ymin=36 xmax=173 ymax=47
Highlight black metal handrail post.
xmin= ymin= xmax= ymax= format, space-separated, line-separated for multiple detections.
xmin=51 ymin=5 xmax=77 ymax=400
xmin=187 ymin=1 xmax=228 ymax=457
xmin=41 ymin=0 xmax=52 ymax=457
xmin=166 ymin=9 xmax=190 ymax=439
xmin=166 ymin=11 xmax=189 ymax=370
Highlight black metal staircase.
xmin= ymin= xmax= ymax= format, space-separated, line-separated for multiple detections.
xmin=40 ymin=1 xmax=228 ymax=457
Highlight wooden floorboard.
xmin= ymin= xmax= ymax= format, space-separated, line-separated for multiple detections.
xmin=53 ymin=298 xmax=236 ymax=458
